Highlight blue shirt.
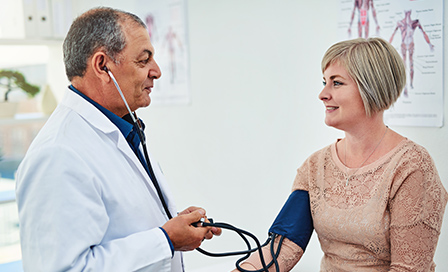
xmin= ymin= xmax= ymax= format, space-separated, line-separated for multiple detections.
xmin=68 ymin=85 xmax=142 ymax=168
xmin=69 ymin=85 xmax=174 ymax=256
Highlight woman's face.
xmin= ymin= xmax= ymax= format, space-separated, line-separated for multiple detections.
xmin=319 ymin=61 xmax=366 ymax=131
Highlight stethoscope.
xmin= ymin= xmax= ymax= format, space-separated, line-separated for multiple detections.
xmin=104 ymin=65 xmax=174 ymax=219
xmin=104 ymin=66 xmax=282 ymax=272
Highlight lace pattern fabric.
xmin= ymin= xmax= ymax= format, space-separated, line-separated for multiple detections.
xmin=233 ymin=236 xmax=303 ymax=272
xmin=294 ymin=139 xmax=447 ymax=272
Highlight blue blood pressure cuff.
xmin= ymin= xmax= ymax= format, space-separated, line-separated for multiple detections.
xmin=268 ymin=190 xmax=314 ymax=251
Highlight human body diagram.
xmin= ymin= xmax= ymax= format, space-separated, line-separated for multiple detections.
xmin=348 ymin=0 xmax=380 ymax=38
xmin=389 ymin=10 xmax=434 ymax=97
xmin=145 ymin=13 xmax=158 ymax=42
xmin=163 ymin=26 xmax=183 ymax=84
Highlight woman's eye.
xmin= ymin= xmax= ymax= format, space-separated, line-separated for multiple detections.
xmin=322 ymin=81 xmax=326 ymax=86
xmin=334 ymin=81 xmax=343 ymax=86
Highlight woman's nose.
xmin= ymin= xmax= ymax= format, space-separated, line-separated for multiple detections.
xmin=318 ymin=85 xmax=330 ymax=101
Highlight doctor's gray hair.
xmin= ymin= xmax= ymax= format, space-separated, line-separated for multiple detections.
xmin=63 ymin=7 xmax=146 ymax=81
xmin=321 ymin=37 xmax=406 ymax=116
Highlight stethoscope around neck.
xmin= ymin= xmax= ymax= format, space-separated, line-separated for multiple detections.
xmin=104 ymin=65 xmax=283 ymax=272
xmin=103 ymin=65 xmax=174 ymax=219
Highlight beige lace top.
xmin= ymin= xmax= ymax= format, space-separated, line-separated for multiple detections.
xmin=234 ymin=139 xmax=447 ymax=272
xmin=291 ymin=138 xmax=447 ymax=271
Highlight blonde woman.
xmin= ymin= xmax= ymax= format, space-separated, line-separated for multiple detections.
xmin=233 ymin=37 xmax=447 ymax=272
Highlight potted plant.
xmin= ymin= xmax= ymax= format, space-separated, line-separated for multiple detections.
xmin=0 ymin=70 xmax=40 ymax=118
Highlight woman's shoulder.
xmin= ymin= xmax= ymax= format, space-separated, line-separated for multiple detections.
xmin=394 ymin=138 xmax=434 ymax=164
xmin=382 ymin=138 xmax=439 ymax=182
xmin=389 ymin=138 xmax=446 ymax=198
xmin=295 ymin=142 xmax=336 ymax=179
xmin=292 ymin=142 xmax=335 ymax=191
xmin=307 ymin=141 xmax=335 ymax=161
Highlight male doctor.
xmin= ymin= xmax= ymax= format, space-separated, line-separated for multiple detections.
xmin=16 ymin=7 xmax=220 ymax=271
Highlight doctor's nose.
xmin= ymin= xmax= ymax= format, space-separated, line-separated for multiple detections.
xmin=149 ymin=59 xmax=162 ymax=80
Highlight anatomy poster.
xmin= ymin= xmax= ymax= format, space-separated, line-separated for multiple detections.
xmin=134 ymin=0 xmax=190 ymax=105
xmin=338 ymin=0 xmax=443 ymax=127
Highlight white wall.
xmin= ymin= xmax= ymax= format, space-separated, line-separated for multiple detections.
xmin=29 ymin=0 xmax=448 ymax=271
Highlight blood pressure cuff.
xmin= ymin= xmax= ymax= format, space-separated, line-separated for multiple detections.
xmin=268 ymin=190 xmax=314 ymax=251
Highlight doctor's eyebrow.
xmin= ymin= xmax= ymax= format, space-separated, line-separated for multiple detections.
xmin=135 ymin=49 xmax=153 ymax=63
xmin=142 ymin=49 xmax=153 ymax=58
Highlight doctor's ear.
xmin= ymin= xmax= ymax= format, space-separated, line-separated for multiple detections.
xmin=91 ymin=52 xmax=111 ymax=82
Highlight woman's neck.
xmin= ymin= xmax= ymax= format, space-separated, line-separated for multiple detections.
xmin=340 ymin=112 xmax=389 ymax=168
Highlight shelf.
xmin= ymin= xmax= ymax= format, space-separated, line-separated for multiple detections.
xmin=0 ymin=113 xmax=49 ymax=125
xmin=0 ymin=38 xmax=63 ymax=46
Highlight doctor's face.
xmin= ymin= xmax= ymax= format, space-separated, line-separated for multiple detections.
xmin=111 ymin=22 xmax=162 ymax=114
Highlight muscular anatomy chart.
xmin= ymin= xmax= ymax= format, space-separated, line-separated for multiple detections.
xmin=389 ymin=10 xmax=434 ymax=97
xmin=135 ymin=0 xmax=190 ymax=105
xmin=339 ymin=0 xmax=443 ymax=127
xmin=347 ymin=0 xmax=380 ymax=38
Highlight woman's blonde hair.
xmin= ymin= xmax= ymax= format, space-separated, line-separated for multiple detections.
xmin=321 ymin=37 xmax=406 ymax=116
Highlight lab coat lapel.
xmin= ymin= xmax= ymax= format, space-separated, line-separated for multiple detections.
xmin=108 ymin=133 xmax=171 ymax=219
xmin=144 ymin=150 xmax=177 ymax=217
xmin=61 ymin=90 xmax=164 ymax=209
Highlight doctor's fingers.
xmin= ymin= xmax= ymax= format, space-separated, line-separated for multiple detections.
xmin=203 ymin=229 xmax=219 ymax=240
xmin=202 ymin=217 xmax=222 ymax=239
xmin=162 ymin=212 xmax=211 ymax=250
xmin=178 ymin=206 xmax=205 ymax=216
xmin=176 ymin=228 xmax=209 ymax=251
xmin=211 ymin=226 xmax=222 ymax=236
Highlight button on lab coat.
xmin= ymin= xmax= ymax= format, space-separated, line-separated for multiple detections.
xmin=16 ymin=89 xmax=183 ymax=271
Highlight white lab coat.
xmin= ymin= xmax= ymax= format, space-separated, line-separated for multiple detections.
xmin=16 ymin=89 xmax=183 ymax=272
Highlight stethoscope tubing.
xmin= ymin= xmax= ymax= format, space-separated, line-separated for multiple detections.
xmin=198 ymin=221 xmax=283 ymax=272
xmin=107 ymin=68 xmax=281 ymax=271
xmin=107 ymin=67 xmax=173 ymax=219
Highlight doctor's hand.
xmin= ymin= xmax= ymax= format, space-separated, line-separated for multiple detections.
xmin=178 ymin=206 xmax=222 ymax=239
xmin=162 ymin=207 xmax=220 ymax=251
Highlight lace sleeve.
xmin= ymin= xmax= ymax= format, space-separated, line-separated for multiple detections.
xmin=292 ymin=156 xmax=314 ymax=192
xmin=389 ymin=149 xmax=448 ymax=271
xmin=231 ymin=236 xmax=303 ymax=272
xmin=292 ymin=145 xmax=330 ymax=192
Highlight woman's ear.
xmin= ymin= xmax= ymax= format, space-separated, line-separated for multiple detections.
xmin=91 ymin=52 xmax=111 ymax=82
